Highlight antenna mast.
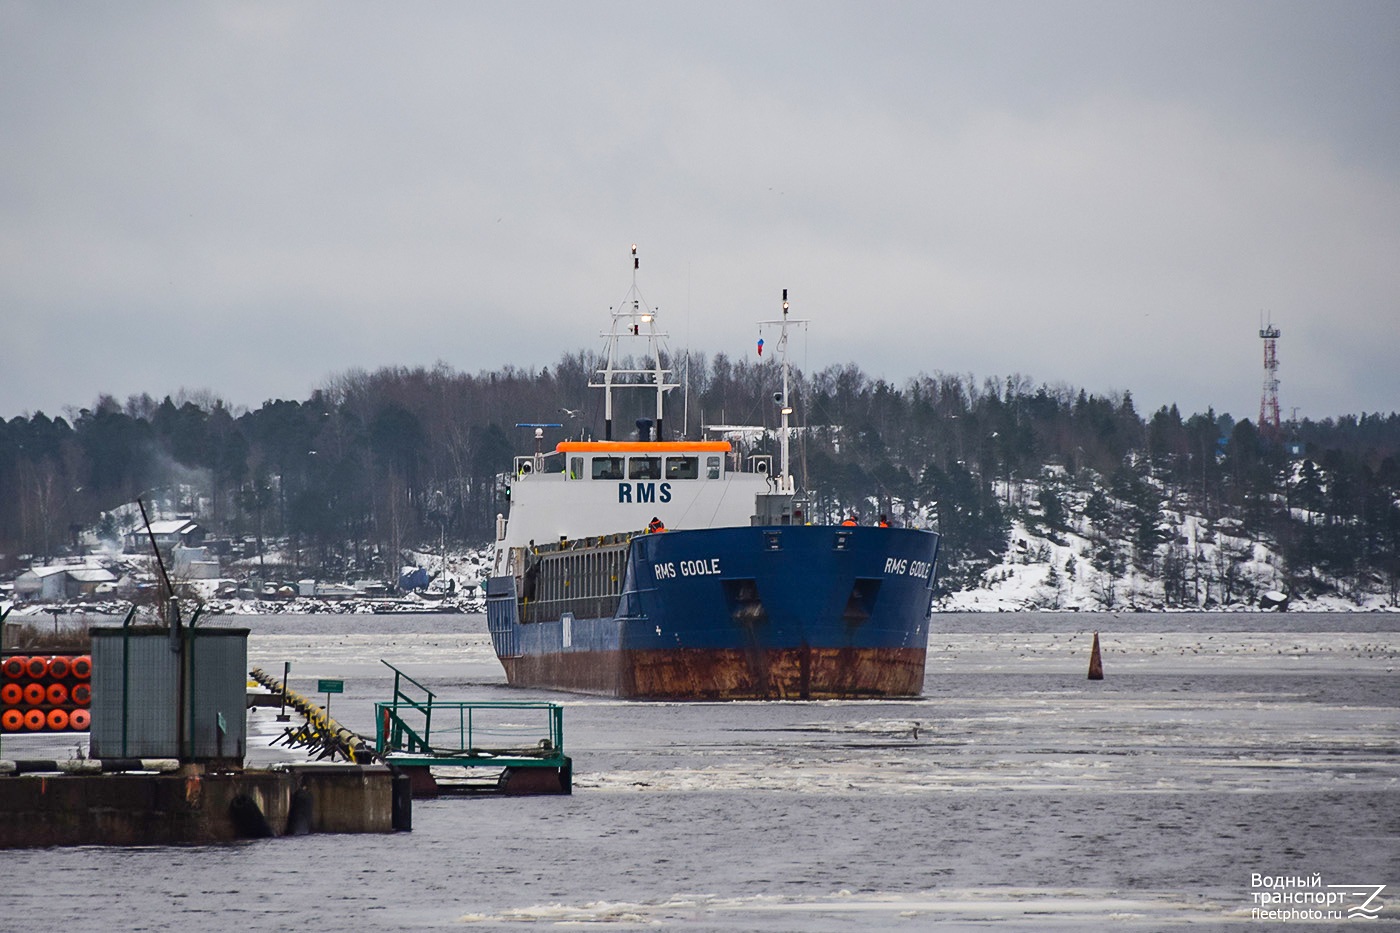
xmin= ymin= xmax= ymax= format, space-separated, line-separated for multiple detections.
xmin=590 ymin=245 xmax=680 ymax=440
xmin=758 ymin=288 xmax=807 ymax=495
xmin=1259 ymin=317 xmax=1281 ymax=438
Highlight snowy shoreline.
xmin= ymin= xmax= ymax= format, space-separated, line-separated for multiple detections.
xmin=935 ymin=593 xmax=1400 ymax=613
xmin=6 ymin=595 xmax=1395 ymax=622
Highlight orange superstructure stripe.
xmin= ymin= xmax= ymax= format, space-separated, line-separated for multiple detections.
xmin=555 ymin=441 xmax=731 ymax=453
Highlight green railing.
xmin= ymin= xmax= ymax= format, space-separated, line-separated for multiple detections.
xmin=375 ymin=660 xmax=566 ymax=769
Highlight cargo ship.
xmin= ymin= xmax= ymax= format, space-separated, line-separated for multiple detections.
xmin=484 ymin=248 xmax=940 ymax=699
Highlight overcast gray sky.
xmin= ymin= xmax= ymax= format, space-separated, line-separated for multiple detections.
xmin=3 ymin=1 xmax=1397 ymax=423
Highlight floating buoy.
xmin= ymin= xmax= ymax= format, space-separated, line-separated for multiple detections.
xmin=69 ymin=708 xmax=91 ymax=731
xmin=1 ymin=708 xmax=23 ymax=731
xmin=72 ymin=683 xmax=92 ymax=706
xmin=1088 ymin=632 xmax=1104 ymax=681
xmin=71 ymin=656 xmax=92 ymax=680
xmin=23 ymin=683 xmax=46 ymax=706
xmin=22 ymin=708 xmax=46 ymax=731
xmin=46 ymin=683 xmax=68 ymax=706
xmin=48 ymin=656 xmax=71 ymax=679
xmin=2 ymin=656 xmax=27 ymax=679
xmin=24 ymin=656 xmax=48 ymax=679
xmin=1 ymin=683 xmax=22 ymax=706
xmin=46 ymin=708 xmax=69 ymax=731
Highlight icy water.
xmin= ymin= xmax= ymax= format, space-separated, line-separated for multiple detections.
xmin=2 ymin=611 xmax=1397 ymax=931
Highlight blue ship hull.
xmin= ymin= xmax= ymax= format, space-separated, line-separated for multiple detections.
xmin=486 ymin=524 xmax=939 ymax=699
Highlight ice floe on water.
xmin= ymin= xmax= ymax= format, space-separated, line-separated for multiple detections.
xmin=3 ymin=611 xmax=1394 ymax=930
xmin=458 ymin=887 xmax=1236 ymax=929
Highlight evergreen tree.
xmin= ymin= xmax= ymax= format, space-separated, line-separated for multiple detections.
xmin=1 ymin=353 xmax=1397 ymax=601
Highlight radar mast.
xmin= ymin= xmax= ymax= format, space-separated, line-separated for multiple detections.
xmin=758 ymin=288 xmax=807 ymax=495
xmin=590 ymin=245 xmax=680 ymax=440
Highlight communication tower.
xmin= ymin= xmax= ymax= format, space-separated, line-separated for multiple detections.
xmin=1258 ymin=319 xmax=1281 ymax=437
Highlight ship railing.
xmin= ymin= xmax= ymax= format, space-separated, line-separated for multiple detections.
xmin=519 ymin=535 xmax=632 ymax=624
xmin=527 ymin=531 xmax=636 ymax=554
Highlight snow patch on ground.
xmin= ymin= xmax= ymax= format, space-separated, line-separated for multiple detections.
xmin=937 ymin=515 xmax=1398 ymax=613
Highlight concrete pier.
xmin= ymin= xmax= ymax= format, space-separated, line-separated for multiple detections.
xmin=0 ymin=762 xmax=404 ymax=848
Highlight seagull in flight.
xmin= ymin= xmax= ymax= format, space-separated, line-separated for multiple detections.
xmin=558 ymin=408 xmax=581 ymax=418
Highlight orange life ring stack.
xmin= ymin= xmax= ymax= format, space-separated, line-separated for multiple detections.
xmin=0 ymin=653 xmax=94 ymax=733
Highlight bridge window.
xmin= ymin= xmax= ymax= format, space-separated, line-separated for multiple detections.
xmin=706 ymin=456 xmax=721 ymax=479
xmin=592 ymin=456 xmax=624 ymax=480
xmin=569 ymin=457 xmax=584 ymax=480
xmin=665 ymin=456 xmax=698 ymax=480
xmin=628 ymin=456 xmax=661 ymax=479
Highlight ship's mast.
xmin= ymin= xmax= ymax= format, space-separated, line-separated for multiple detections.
xmin=590 ymin=245 xmax=680 ymax=440
xmin=758 ymin=288 xmax=807 ymax=496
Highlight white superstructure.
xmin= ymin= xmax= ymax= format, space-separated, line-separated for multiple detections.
xmin=489 ymin=247 xmax=797 ymax=576
xmin=490 ymin=439 xmax=775 ymax=572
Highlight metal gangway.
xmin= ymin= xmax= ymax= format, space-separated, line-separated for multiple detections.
xmin=374 ymin=660 xmax=570 ymax=793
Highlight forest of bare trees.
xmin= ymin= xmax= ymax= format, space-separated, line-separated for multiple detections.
xmin=3 ymin=352 xmax=1398 ymax=602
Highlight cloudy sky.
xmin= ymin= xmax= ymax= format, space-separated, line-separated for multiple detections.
xmin=3 ymin=1 xmax=1397 ymax=424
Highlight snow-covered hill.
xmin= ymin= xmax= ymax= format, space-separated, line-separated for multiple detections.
xmin=936 ymin=509 xmax=1396 ymax=613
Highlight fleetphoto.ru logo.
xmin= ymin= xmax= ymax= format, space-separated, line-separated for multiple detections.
xmin=1250 ymin=872 xmax=1387 ymax=922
